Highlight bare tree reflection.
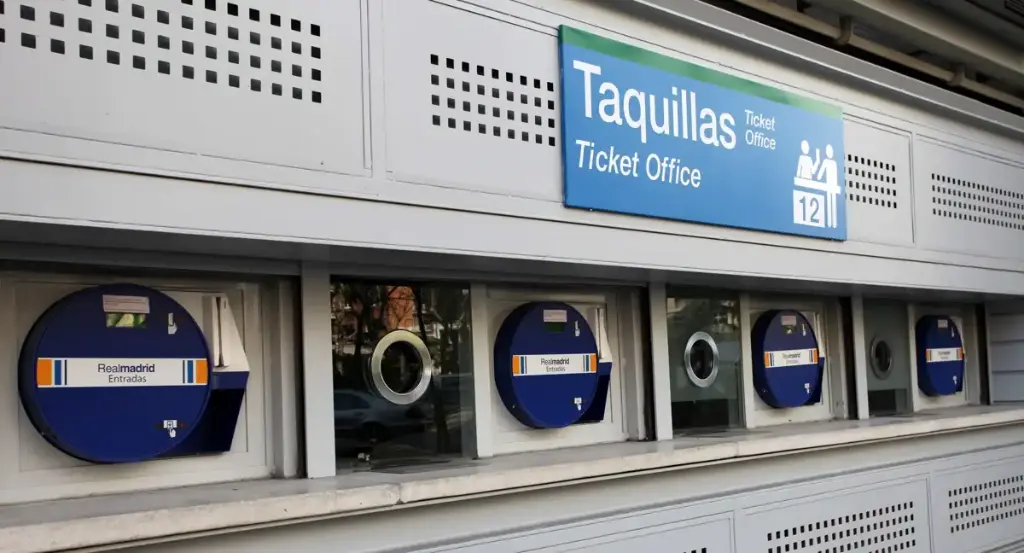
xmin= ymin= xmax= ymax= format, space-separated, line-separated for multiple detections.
xmin=331 ymin=281 xmax=472 ymax=465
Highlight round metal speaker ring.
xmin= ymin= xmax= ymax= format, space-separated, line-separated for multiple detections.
xmin=869 ymin=337 xmax=894 ymax=380
xmin=368 ymin=330 xmax=435 ymax=406
xmin=684 ymin=331 xmax=720 ymax=388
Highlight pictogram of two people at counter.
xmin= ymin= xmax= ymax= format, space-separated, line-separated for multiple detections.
xmin=795 ymin=140 xmax=841 ymax=228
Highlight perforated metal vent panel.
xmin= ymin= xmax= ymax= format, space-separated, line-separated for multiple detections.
xmin=743 ymin=481 xmax=929 ymax=553
xmin=949 ymin=475 xmax=1024 ymax=534
xmin=416 ymin=509 xmax=731 ymax=553
xmin=929 ymin=173 xmax=1024 ymax=232
xmin=847 ymin=157 xmax=898 ymax=210
xmin=913 ymin=139 xmax=1024 ymax=260
xmin=933 ymin=461 xmax=1024 ymax=552
xmin=383 ymin=0 xmax=562 ymax=201
xmin=428 ymin=54 xmax=558 ymax=147
xmin=843 ymin=120 xmax=914 ymax=247
xmin=0 ymin=0 xmax=365 ymax=178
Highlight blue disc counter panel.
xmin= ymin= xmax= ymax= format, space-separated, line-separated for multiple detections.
xmin=751 ymin=310 xmax=824 ymax=408
xmin=18 ymin=284 xmax=248 ymax=464
xmin=915 ymin=315 xmax=965 ymax=396
xmin=493 ymin=302 xmax=613 ymax=429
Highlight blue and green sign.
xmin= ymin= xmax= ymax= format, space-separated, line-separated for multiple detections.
xmin=558 ymin=26 xmax=847 ymax=240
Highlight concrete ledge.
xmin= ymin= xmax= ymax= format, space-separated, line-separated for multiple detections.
xmin=2 ymin=406 xmax=1022 ymax=553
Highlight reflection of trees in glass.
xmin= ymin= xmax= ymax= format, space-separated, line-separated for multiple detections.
xmin=330 ymin=281 xmax=472 ymax=457
xmin=667 ymin=298 xmax=739 ymax=349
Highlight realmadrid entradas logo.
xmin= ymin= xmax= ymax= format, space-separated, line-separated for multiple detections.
xmin=793 ymin=139 xmax=841 ymax=229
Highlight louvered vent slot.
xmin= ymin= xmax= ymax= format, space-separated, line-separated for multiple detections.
xmin=949 ymin=474 xmax=1024 ymax=533
xmin=766 ymin=501 xmax=917 ymax=553
xmin=428 ymin=53 xmax=558 ymax=147
xmin=846 ymin=154 xmax=898 ymax=210
xmin=1 ymin=0 xmax=323 ymax=103
xmin=931 ymin=173 xmax=1024 ymax=231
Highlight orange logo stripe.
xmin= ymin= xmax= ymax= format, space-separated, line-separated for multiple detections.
xmin=36 ymin=359 xmax=53 ymax=387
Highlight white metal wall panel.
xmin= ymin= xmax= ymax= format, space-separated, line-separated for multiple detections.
xmin=382 ymin=0 xmax=562 ymax=201
xmin=987 ymin=303 xmax=1024 ymax=404
xmin=2 ymin=0 xmax=1024 ymax=292
xmin=114 ymin=436 xmax=1024 ymax=553
xmin=418 ymin=510 xmax=731 ymax=553
xmin=913 ymin=138 xmax=1024 ymax=260
xmin=843 ymin=119 xmax=915 ymax=247
xmin=931 ymin=458 xmax=1024 ymax=553
xmin=0 ymin=0 xmax=365 ymax=178
xmin=740 ymin=480 xmax=929 ymax=553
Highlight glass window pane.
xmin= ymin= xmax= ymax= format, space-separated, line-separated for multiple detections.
xmin=863 ymin=299 xmax=912 ymax=416
xmin=666 ymin=291 xmax=742 ymax=433
xmin=331 ymin=281 xmax=474 ymax=468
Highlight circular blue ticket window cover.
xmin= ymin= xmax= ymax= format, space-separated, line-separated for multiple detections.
xmin=915 ymin=315 xmax=965 ymax=396
xmin=493 ymin=301 xmax=606 ymax=429
xmin=18 ymin=283 xmax=213 ymax=464
xmin=751 ymin=309 xmax=824 ymax=408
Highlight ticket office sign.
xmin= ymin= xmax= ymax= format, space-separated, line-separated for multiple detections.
xmin=559 ymin=26 xmax=847 ymax=240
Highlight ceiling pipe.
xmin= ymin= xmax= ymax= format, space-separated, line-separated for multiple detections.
xmin=727 ymin=0 xmax=1024 ymax=111
xmin=809 ymin=0 xmax=1024 ymax=86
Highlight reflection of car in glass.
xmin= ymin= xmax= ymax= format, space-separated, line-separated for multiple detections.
xmin=334 ymin=390 xmax=432 ymax=453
